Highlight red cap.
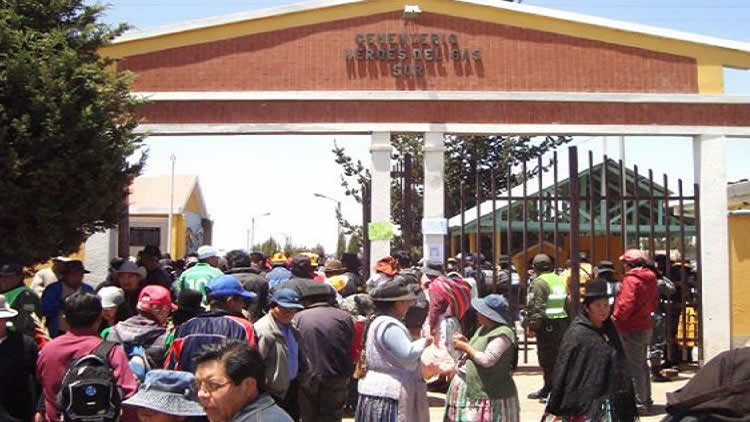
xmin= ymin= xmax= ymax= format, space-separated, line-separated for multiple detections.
xmin=619 ymin=249 xmax=648 ymax=263
xmin=137 ymin=285 xmax=177 ymax=311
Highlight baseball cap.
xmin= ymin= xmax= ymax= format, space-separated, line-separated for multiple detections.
xmin=205 ymin=275 xmax=256 ymax=300
xmin=138 ymin=285 xmax=177 ymax=311
xmin=270 ymin=288 xmax=304 ymax=309
xmin=98 ymin=286 xmax=126 ymax=309
xmin=197 ymin=245 xmax=218 ymax=260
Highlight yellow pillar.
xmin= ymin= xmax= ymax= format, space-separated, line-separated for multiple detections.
xmin=469 ymin=232 xmax=478 ymax=253
xmin=495 ymin=231 xmax=503 ymax=261
xmin=730 ymin=214 xmax=750 ymax=347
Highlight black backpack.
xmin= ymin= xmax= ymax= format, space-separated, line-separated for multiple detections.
xmin=56 ymin=341 xmax=122 ymax=422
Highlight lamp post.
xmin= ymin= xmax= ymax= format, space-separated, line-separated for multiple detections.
xmin=247 ymin=212 xmax=271 ymax=251
xmin=313 ymin=193 xmax=342 ymax=248
xmin=167 ymin=154 xmax=176 ymax=257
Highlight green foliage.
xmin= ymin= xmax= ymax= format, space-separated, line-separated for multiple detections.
xmin=346 ymin=232 xmax=361 ymax=254
xmin=253 ymin=237 xmax=281 ymax=258
xmin=332 ymin=134 xmax=572 ymax=256
xmin=0 ymin=0 xmax=145 ymax=266
xmin=253 ymin=236 xmax=326 ymax=259
xmin=335 ymin=231 xmax=346 ymax=258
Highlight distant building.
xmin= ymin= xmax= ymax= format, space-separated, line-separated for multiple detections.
xmin=83 ymin=175 xmax=212 ymax=281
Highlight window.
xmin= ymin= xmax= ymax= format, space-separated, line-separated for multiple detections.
xmin=130 ymin=227 xmax=161 ymax=247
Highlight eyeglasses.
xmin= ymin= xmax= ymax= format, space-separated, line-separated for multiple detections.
xmin=193 ymin=378 xmax=232 ymax=394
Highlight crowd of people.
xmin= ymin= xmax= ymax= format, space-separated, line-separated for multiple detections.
xmin=0 ymin=244 xmax=746 ymax=422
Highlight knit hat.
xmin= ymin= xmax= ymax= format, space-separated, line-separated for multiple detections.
xmin=98 ymin=286 xmax=126 ymax=309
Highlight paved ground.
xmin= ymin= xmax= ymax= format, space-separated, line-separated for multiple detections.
xmin=345 ymin=330 xmax=693 ymax=421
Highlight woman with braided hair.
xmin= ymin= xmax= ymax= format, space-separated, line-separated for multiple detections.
xmin=355 ymin=276 xmax=433 ymax=422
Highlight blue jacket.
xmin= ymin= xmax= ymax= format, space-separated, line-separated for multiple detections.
xmin=228 ymin=394 xmax=293 ymax=422
xmin=165 ymin=310 xmax=256 ymax=373
xmin=40 ymin=281 xmax=94 ymax=338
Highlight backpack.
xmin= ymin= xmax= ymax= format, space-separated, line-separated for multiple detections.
xmin=56 ymin=341 xmax=121 ymax=422
xmin=122 ymin=342 xmax=151 ymax=383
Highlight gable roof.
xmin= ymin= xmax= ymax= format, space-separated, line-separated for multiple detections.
xmin=448 ymin=157 xmax=691 ymax=233
xmin=101 ymin=0 xmax=750 ymax=73
xmin=129 ymin=175 xmax=208 ymax=216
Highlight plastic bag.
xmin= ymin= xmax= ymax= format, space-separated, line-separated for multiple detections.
xmin=420 ymin=344 xmax=455 ymax=380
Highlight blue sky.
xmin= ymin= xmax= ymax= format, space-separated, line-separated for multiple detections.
xmin=103 ymin=0 xmax=750 ymax=253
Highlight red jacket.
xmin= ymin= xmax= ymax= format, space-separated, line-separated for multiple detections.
xmin=612 ymin=266 xmax=658 ymax=334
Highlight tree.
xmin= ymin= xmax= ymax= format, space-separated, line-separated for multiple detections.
xmin=336 ymin=232 xmax=346 ymax=258
xmin=333 ymin=134 xmax=571 ymax=256
xmin=347 ymin=232 xmax=361 ymax=254
xmin=0 ymin=0 xmax=144 ymax=267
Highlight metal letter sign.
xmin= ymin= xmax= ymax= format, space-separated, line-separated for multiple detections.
xmin=343 ymin=32 xmax=481 ymax=77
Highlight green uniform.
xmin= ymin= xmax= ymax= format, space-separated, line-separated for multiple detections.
xmin=2 ymin=285 xmax=41 ymax=338
xmin=526 ymin=272 xmax=570 ymax=394
xmin=174 ymin=263 xmax=223 ymax=303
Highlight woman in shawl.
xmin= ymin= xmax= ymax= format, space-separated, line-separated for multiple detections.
xmin=444 ymin=294 xmax=520 ymax=422
xmin=356 ymin=276 xmax=432 ymax=422
xmin=422 ymin=260 xmax=472 ymax=359
xmin=542 ymin=279 xmax=637 ymax=422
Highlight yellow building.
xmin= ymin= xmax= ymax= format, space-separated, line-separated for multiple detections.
xmin=82 ymin=175 xmax=212 ymax=281
xmin=728 ymin=181 xmax=750 ymax=348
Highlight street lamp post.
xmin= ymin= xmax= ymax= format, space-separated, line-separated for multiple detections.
xmin=313 ymin=193 xmax=342 ymax=248
xmin=167 ymin=154 xmax=176 ymax=257
xmin=247 ymin=212 xmax=271 ymax=251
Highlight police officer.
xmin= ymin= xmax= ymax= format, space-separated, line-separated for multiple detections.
xmin=526 ymin=254 xmax=569 ymax=401
xmin=0 ymin=264 xmax=42 ymax=339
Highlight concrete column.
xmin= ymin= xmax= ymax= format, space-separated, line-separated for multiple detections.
xmin=370 ymin=132 xmax=392 ymax=265
xmin=693 ymin=135 xmax=731 ymax=361
xmin=423 ymin=132 xmax=447 ymax=262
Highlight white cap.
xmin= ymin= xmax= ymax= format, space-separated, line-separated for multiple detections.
xmin=97 ymin=286 xmax=126 ymax=309
xmin=0 ymin=295 xmax=19 ymax=319
xmin=197 ymin=245 xmax=218 ymax=260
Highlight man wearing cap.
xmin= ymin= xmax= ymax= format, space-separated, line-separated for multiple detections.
xmin=0 ymin=294 xmax=39 ymax=422
xmin=174 ymin=245 xmax=224 ymax=302
xmin=225 ymin=249 xmax=269 ymax=322
xmin=560 ymin=251 xmax=594 ymax=305
xmin=106 ymin=285 xmax=176 ymax=373
xmin=324 ymin=258 xmax=354 ymax=298
xmin=30 ymin=256 xmax=69 ymax=296
xmin=293 ymin=282 xmax=354 ymax=422
xmin=0 ymin=263 xmax=42 ymax=339
xmin=267 ymin=252 xmax=293 ymax=289
xmin=612 ymin=249 xmax=658 ymax=413
xmin=37 ymin=292 xmax=138 ymax=422
xmin=525 ymin=253 xmax=569 ymax=401
xmin=40 ymin=260 xmax=94 ymax=338
xmin=97 ymin=260 xmax=148 ymax=317
xmin=165 ymin=274 xmax=257 ymax=373
xmin=138 ymin=245 xmax=174 ymax=289
xmin=594 ymin=260 xmax=620 ymax=305
xmin=255 ymin=288 xmax=306 ymax=421
xmin=97 ymin=285 xmax=129 ymax=335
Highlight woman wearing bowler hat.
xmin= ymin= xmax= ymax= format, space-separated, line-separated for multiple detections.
xmin=542 ymin=279 xmax=637 ymax=422
xmin=443 ymin=294 xmax=520 ymax=422
xmin=355 ymin=276 xmax=432 ymax=422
